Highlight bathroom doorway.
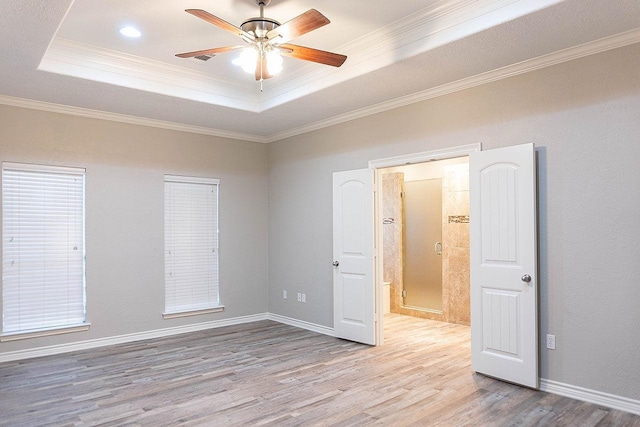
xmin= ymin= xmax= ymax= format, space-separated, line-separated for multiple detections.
xmin=380 ymin=156 xmax=470 ymax=326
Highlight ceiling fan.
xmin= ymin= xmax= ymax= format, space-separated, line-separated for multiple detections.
xmin=175 ymin=0 xmax=347 ymax=83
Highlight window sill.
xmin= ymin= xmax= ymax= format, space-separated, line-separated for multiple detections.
xmin=0 ymin=323 xmax=91 ymax=342
xmin=162 ymin=306 xmax=225 ymax=320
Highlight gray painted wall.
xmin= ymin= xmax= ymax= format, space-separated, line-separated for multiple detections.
xmin=267 ymin=44 xmax=640 ymax=400
xmin=0 ymin=107 xmax=269 ymax=353
xmin=0 ymin=42 xmax=638 ymax=403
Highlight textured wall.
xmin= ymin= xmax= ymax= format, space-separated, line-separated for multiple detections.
xmin=0 ymin=106 xmax=269 ymax=354
xmin=267 ymin=43 xmax=640 ymax=400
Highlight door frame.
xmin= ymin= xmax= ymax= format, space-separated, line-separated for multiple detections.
xmin=368 ymin=143 xmax=482 ymax=345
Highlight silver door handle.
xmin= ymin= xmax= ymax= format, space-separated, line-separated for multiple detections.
xmin=521 ymin=274 xmax=531 ymax=283
xmin=332 ymin=261 xmax=339 ymax=267
xmin=434 ymin=242 xmax=442 ymax=256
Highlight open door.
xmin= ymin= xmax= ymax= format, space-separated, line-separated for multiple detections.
xmin=333 ymin=168 xmax=375 ymax=345
xmin=470 ymin=143 xmax=538 ymax=388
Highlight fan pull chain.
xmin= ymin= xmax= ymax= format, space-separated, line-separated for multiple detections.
xmin=260 ymin=48 xmax=264 ymax=92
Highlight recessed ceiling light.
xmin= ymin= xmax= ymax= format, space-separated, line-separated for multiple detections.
xmin=119 ymin=26 xmax=141 ymax=38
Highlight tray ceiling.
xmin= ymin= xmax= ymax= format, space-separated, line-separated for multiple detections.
xmin=1 ymin=0 xmax=639 ymax=142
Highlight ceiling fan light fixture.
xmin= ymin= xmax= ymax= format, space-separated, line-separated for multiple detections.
xmin=177 ymin=4 xmax=347 ymax=83
xmin=232 ymin=47 xmax=283 ymax=76
xmin=266 ymin=50 xmax=283 ymax=75
xmin=233 ymin=47 xmax=259 ymax=74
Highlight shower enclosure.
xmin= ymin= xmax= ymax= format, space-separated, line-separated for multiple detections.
xmin=402 ymin=178 xmax=443 ymax=312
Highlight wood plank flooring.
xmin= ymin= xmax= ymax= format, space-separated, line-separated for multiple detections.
xmin=0 ymin=314 xmax=638 ymax=426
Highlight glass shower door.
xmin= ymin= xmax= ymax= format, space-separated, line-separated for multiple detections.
xmin=403 ymin=178 xmax=443 ymax=311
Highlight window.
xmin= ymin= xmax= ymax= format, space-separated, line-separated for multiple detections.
xmin=164 ymin=175 xmax=221 ymax=318
xmin=2 ymin=162 xmax=86 ymax=338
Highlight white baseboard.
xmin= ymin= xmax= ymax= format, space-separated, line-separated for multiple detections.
xmin=268 ymin=313 xmax=335 ymax=337
xmin=269 ymin=313 xmax=335 ymax=337
xmin=3 ymin=316 xmax=638 ymax=417
xmin=540 ymin=378 xmax=640 ymax=416
xmin=0 ymin=313 xmax=333 ymax=364
xmin=0 ymin=313 xmax=269 ymax=364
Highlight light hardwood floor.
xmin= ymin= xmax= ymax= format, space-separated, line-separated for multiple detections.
xmin=0 ymin=314 xmax=638 ymax=426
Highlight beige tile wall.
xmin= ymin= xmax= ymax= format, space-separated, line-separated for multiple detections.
xmin=441 ymin=164 xmax=470 ymax=325
xmin=382 ymin=173 xmax=404 ymax=313
xmin=383 ymin=163 xmax=470 ymax=325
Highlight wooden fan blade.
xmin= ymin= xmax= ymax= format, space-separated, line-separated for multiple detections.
xmin=267 ymin=9 xmax=329 ymax=43
xmin=279 ymin=44 xmax=347 ymax=67
xmin=255 ymin=56 xmax=273 ymax=81
xmin=175 ymin=45 xmax=241 ymax=59
xmin=185 ymin=9 xmax=254 ymax=41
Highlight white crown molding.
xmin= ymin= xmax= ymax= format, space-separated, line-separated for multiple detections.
xmin=540 ymin=378 xmax=640 ymax=416
xmin=40 ymin=0 xmax=561 ymax=113
xmin=265 ymin=28 xmax=640 ymax=143
xmin=0 ymin=95 xmax=269 ymax=143
xmin=4 ymin=28 xmax=639 ymax=144
xmin=40 ymin=38 xmax=261 ymax=112
xmin=259 ymin=0 xmax=560 ymax=110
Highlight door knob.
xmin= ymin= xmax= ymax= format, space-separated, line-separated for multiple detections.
xmin=521 ymin=274 xmax=532 ymax=283
xmin=332 ymin=261 xmax=339 ymax=267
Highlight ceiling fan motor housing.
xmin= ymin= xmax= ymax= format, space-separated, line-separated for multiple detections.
xmin=241 ymin=17 xmax=280 ymax=40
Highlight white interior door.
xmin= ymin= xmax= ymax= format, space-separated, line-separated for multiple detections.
xmin=333 ymin=168 xmax=375 ymax=345
xmin=470 ymin=143 xmax=538 ymax=388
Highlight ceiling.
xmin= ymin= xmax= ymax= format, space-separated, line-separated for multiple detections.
xmin=1 ymin=0 xmax=639 ymax=142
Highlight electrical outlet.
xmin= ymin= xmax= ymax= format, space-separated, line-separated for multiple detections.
xmin=301 ymin=293 xmax=306 ymax=303
xmin=297 ymin=292 xmax=302 ymax=302
xmin=546 ymin=334 xmax=556 ymax=350
xmin=283 ymin=290 xmax=287 ymax=300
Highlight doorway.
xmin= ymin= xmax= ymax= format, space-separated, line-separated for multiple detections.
xmin=368 ymin=143 xmax=480 ymax=345
xmin=336 ymin=142 xmax=539 ymax=387
xmin=379 ymin=157 xmax=470 ymax=327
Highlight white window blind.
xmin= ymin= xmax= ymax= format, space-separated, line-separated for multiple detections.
xmin=2 ymin=163 xmax=86 ymax=335
xmin=164 ymin=175 xmax=219 ymax=315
